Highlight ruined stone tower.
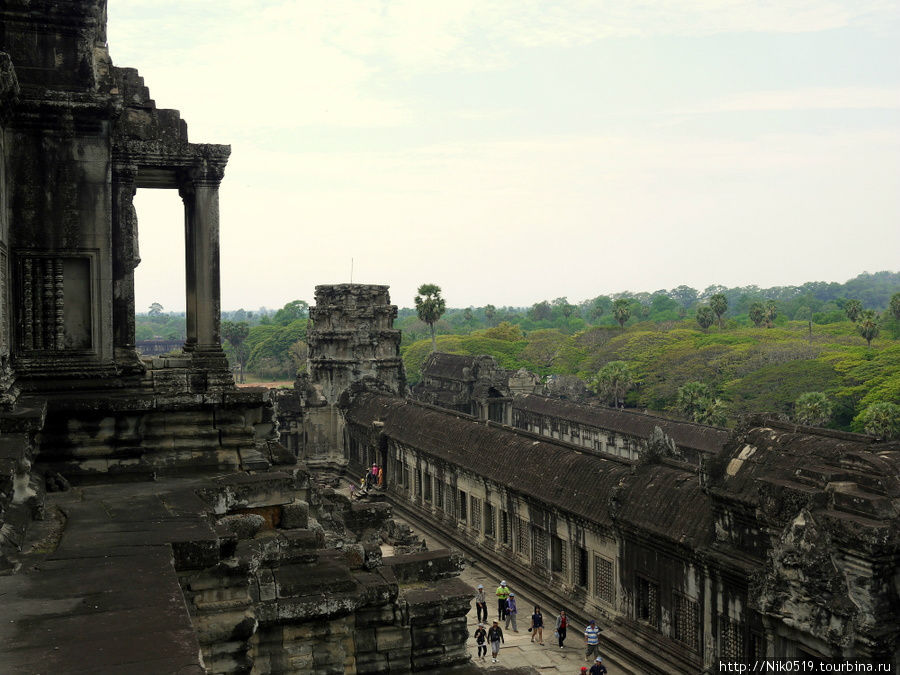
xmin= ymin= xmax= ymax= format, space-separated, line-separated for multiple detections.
xmin=276 ymin=284 xmax=406 ymax=471
xmin=307 ymin=284 xmax=406 ymax=404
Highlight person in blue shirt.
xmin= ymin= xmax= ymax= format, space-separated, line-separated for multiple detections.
xmin=584 ymin=619 xmax=602 ymax=661
xmin=530 ymin=606 xmax=544 ymax=645
xmin=504 ymin=592 xmax=518 ymax=632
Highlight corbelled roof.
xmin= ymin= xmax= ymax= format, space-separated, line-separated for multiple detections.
xmin=710 ymin=421 xmax=899 ymax=509
xmin=421 ymin=352 xmax=479 ymax=381
xmin=515 ymin=394 xmax=729 ymax=455
xmin=346 ymin=394 xmax=714 ymax=548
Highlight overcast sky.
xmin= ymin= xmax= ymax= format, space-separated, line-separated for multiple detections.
xmin=107 ymin=1 xmax=900 ymax=312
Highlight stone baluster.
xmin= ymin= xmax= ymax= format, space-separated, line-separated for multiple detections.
xmin=54 ymin=258 xmax=65 ymax=349
xmin=22 ymin=258 xmax=33 ymax=350
xmin=32 ymin=259 xmax=43 ymax=350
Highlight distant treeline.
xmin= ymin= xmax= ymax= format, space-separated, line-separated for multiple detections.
xmin=395 ymin=271 xmax=900 ymax=345
xmin=133 ymin=272 xmax=900 ymax=432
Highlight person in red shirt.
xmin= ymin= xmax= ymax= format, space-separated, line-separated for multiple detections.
xmin=555 ymin=609 xmax=568 ymax=648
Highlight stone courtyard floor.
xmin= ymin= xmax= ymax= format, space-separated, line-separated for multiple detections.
xmin=374 ymin=501 xmax=638 ymax=674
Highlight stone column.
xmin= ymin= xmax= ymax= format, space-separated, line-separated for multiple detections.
xmin=111 ymin=161 xmax=143 ymax=371
xmin=178 ymin=178 xmax=198 ymax=352
xmin=179 ymin=164 xmax=230 ymax=383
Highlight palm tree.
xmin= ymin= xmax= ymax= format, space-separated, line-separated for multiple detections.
xmin=843 ymin=299 xmax=862 ymax=322
xmin=484 ymin=304 xmax=497 ymax=326
xmin=415 ymin=284 xmax=447 ymax=352
xmin=696 ymin=306 xmax=715 ymax=333
xmin=675 ymin=381 xmax=710 ymax=420
xmin=890 ymin=293 xmax=900 ymax=321
xmin=613 ymin=299 xmax=631 ymax=328
xmin=856 ymin=402 xmax=900 ymax=440
xmin=674 ymin=381 xmax=728 ymax=425
xmin=709 ymin=293 xmax=728 ymax=328
xmin=764 ymin=300 xmax=778 ymax=328
xmin=748 ymin=302 xmax=765 ymax=328
xmin=794 ymin=392 xmax=832 ymax=427
xmin=592 ymin=361 xmax=634 ymax=408
xmin=856 ymin=310 xmax=879 ymax=348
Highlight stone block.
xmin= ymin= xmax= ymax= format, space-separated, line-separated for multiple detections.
xmin=375 ymin=625 xmax=411 ymax=652
xmin=281 ymin=501 xmax=309 ymax=529
xmin=410 ymin=624 xmax=444 ymax=650
xmin=257 ymin=568 xmax=277 ymax=602
xmin=353 ymin=627 xmax=377 ymax=653
xmin=275 ymin=557 xmax=355 ymax=598
xmin=217 ymin=513 xmax=266 ymax=539
xmin=355 ymin=651 xmax=388 ymax=674
xmin=382 ymin=549 xmax=463 ymax=584
xmin=193 ymin=610 xmax=256 ymax=644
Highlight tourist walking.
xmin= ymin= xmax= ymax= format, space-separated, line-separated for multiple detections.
xmin=474 ymin=584 xmax=488 ymax=623
xmin=590 ymin=656 xmax=608 ymax=674
xmin=504 ymin=593 xmax=518 ymax=632
xmin=584 ymin=619 xmax=602 ymax=661
xmin=495 ymin=581 xmax=510 ymax=620
xmin=487 ymin=620 xmax=504 ymax=663
xmin=555 ymin=609 xmax=568 ymax=648
xmin=530 ymin=606 xmax=544 ymax=645
xmin=473 ymin=623 xmax=487 ymax=661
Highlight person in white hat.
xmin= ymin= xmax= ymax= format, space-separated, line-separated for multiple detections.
xmin=589 ymin=655 xmax=607 ymax=675
xmin=474 ymin=584 xmax=487 ymax=623
xmin=504 ymin=592 xmax=518 ymax=632
xmin=495 ymin=580 xmax=510 ymax=621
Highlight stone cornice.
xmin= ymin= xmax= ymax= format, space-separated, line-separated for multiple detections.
xmin=6 ymin=89 xmax=120 ymax=133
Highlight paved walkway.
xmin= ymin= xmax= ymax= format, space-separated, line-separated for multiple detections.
xmin=382 ymin=507 xmax=632 ymax=674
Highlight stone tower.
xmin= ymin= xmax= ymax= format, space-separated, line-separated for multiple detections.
xmin=276 ymin=284 xmax=405 ymax=471
xmin=307 ymin=284 xmax=406 ymax=404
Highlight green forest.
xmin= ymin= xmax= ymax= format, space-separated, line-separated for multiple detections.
xmin=135 ymin=271 xmax=900 ymax=435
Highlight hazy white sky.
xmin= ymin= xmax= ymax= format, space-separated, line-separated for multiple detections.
xmin=107 ymin=0 xmax=900 ymax=312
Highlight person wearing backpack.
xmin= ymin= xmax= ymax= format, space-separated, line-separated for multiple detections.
xmin=487 ymin=620 xmax=504 ymax=663
xmin=473 ymin=623 xmax=487 ymax=661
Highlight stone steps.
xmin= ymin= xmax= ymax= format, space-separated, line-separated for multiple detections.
xmin=34 ymin=404 xmax=262 ymax=481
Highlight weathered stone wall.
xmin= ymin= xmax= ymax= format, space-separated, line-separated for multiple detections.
xmin=178 ymin=466 xmax=472 ymax=674
xmin=512 ymin=393 xmax=728 ymax=466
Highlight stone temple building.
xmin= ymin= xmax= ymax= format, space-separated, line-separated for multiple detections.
xmin=0 ymin=4 xmax=474 ymax=674
xmin=2 ymin=3 xmax=899 ymax=675
xmin=279 ymin=285 xmax=900 ymax=673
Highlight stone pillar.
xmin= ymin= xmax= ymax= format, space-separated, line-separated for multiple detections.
xmin=111 ymin=161 xmax=143 ymax=372
xmin=179 ymin=179 xmax=198 ymax=352
xmin=179 ymin=164 xmax=230 ymax=384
